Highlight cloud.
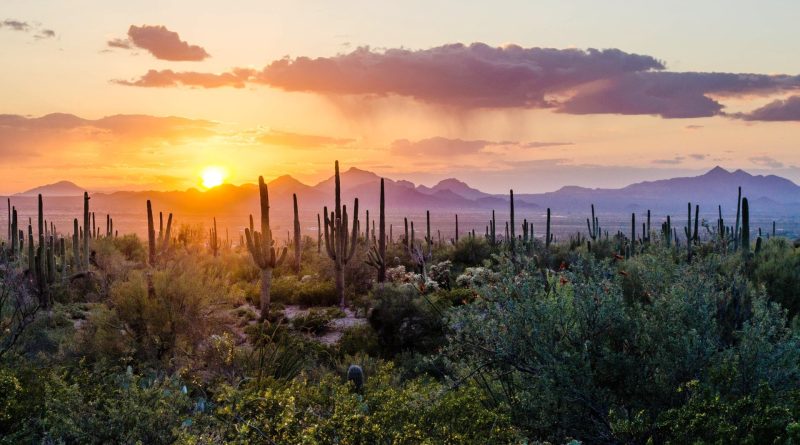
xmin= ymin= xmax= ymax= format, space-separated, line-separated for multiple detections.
xmin=258 ymin=130 xmax=354 ymax=148
xmin=749 ymin=155 xmax=784 ymax=168
xmin=560 ymin=71 xmax=800 ymax=118
xmin=522 ymin=141 xmax=574 ymax=148
xmin=1 ymin=19 xmax=55 ymax=38
xmin=112 ymin=68 xmax=254 ymax=88
xmin=1 ymin=19 xmax=30 ymax=31
xmin=685 ymin=125 xmax=704 ymax=130
xmin=652 ymin=156 xmax=684 ymax=165
xmin=107 ymin=25 xmax=210 ymax=61
xmin=0 ymin=113 xmax=216 ymax=158
xmin=736 ymin=95 xmax=800 ymax=121
xmin=112 ymin=42 xmax=800 ymax=120
xmin=35 ymin=29 xmax=55 ymax=39
xmin=107 ymin=38 xmax=132 ymax=49
xmin=689 ymin=153 xmax=707 ymax=160
xmin=253 ymin=44 xmax=664 ymax=108
xmin=390 ymin=137 xmax=491 ymax=157
xmin=387 ymin=137 xmax=573 ymax=158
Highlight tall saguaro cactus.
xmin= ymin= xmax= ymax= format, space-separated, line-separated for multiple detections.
xmin=741 ymin=197 xmax=750 ymax=253
xmin=509 ymin=190 xmax=516 ymax=254
xmin=367 ymin=178 xmax=387 ymax=283
xmin=323 ymin=161 xmax=359 ymax=308
xmin=293 ymin=193 xmax=302 ymax=273
xmin=83 ymin=192 xmax=90 ymax=271
xmin=245 ymin=176 xmax=288 ymax=320
xmin=146 ymin=200 xmax=156 ymax=266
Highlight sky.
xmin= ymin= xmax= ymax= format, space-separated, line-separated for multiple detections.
xmin=1 ymin=0 xmax=800 ymax=194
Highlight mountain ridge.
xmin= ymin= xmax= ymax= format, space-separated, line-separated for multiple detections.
xmin=11 ymin=166 xmax=800 ymax=215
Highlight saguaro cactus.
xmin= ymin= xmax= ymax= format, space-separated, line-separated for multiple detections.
xmin=741 ymin=197 xmax=750 ymax=253
xmin=546 ymin=208 xmax=553 ymax=249
xmin=245 ymin=176 xmax=288 ymax=320
xmin=293 ymin=193 xmax=302 ymax=273
xmin=72 ymin=219 xmax=80 ymax=271
xmin=509 ymin=190 xmax=516 ymax=254
xmin=587 ymin=204 xmax=599 ymax=241
xmin=210 ymin=218 xmax=219 ymax=257
xmin=82 ymin=192 xmax=90 ymax=271
xmin=317 ymin=213 xmax=322 ymax=253
xmin=323 ymin=161 xmax=359 ymax=308
xmin=367 ymin=178 xmax=387 ymax=283
xmin=146 ymin=200 xmax=156 ymax=266
xmin=10 ymin=206 xmax=18 ymax=259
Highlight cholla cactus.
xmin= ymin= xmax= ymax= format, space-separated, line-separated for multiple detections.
xmin=456 ymin=267 xmax=501 ymax=288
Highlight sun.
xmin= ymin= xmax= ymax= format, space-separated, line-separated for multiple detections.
xmin=201 ymin=166 xmax=227 ymax=189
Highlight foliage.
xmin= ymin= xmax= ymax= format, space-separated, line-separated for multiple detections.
xmin=368 ymin=284 xmax=446 ymax=356
xmin=445 ymin=253 xmax=800 ymax=443
xmin=176 ymin=363 xmax=522 ymax=444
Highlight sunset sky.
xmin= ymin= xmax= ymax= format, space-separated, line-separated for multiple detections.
xmin=2 ymin=0 xmax=800 ymax=194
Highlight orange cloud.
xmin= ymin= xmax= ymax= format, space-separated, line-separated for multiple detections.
xmin=107 ymin=25 xmax=210 ymax=61
xmin=112 ymin=43 xmax=800 ymax=120
xmin=258 ymin=130 xmax=354 ymax=148
xmin=112 ymin=68 xmax=254 ymax=88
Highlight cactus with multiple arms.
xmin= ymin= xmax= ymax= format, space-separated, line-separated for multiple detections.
xmin=246 ymin=176 xmax=288 ymax=320
xmin=323 ymin=161 xmax=359 ymax=308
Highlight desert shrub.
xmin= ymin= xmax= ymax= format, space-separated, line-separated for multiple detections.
xmin=445 ymin=253 xmax=800 ymax=443
xmin=294 ymin=280 xmax=338 ymax=307
xmin=368 ymin=284 xmax=446 ymax=356
xmin=91 ymin=237 xmax=137 ymax=281
xmin=0 ymin=364 xmax=198 ymax=444
xmin=111 ymin=234 xmax=147 ymax=263
xmin=338 ymin=323 xmax=381 ymax=357
xmin=108 ymin=253 xmax=228 ymax=364
xmin=291 ymin=307 xmax=341 ymax=334
xmin=269 ymin=275 xmax=299 ymax=304
xmin=175 ymin=363 xmax=521 ymax=444
xmin=753 ymin=237 xmax=800 ymax=318
xmin=451 ymin=236 xmax=492 ymax=267
xmin=432 ymin=287 xmax=476 ymax=306
xmin=651 ymin=381 xmax=800 ymax=444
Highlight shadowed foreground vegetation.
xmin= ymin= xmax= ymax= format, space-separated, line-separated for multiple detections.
xmin=2 ymin=169 xmax=800 ymax=444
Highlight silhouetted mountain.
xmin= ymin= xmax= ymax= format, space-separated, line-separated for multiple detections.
xmin=17 ymin=180 xmax=84 ymax=197
xmin=16 ymin=166 xmax=799 ymax=223
xmin=417 ymin=178 xmax=492 ymax=200
xmin=517 ymin=166 xmax=800 ymax=214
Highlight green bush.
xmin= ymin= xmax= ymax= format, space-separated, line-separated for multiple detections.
xmin=368 ymin=284 xmax=446 ymax=356
xmin=176 ymin=364 xmax=522 ymax=444
xmin=338 ymin=324 xmax=381 ymax=356
xmin=269 ymin=275 xmax=299 ymax=304
xmin=753 ymin=238 xmax=800 ymax=318
xmin=445 ymin=254 xmax=800 ymax=443
xmin=292 ymin=307 xmax=338 ymax=334
xmin=294 ymin=280 xmax=338 ymax=307
xmin=0 ymin=364 xmax=197 ymax=444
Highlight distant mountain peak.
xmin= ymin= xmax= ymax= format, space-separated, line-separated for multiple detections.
xmin=17 ymin=180 xmax=85 ymax=196
xmin=418 ymin=177 xmax=490 ymax=200
xmin=706 ymin=166 xmax=730 ymax=175
xmin=270 ymin=174 xmax=304 ymax=185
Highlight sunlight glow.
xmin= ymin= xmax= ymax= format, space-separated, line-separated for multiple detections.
xmin=201 ymin=166 xmax=227 ymax=189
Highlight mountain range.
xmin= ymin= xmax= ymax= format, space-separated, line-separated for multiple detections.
xmin=11 ymin=167 xmax=800 ymax=217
